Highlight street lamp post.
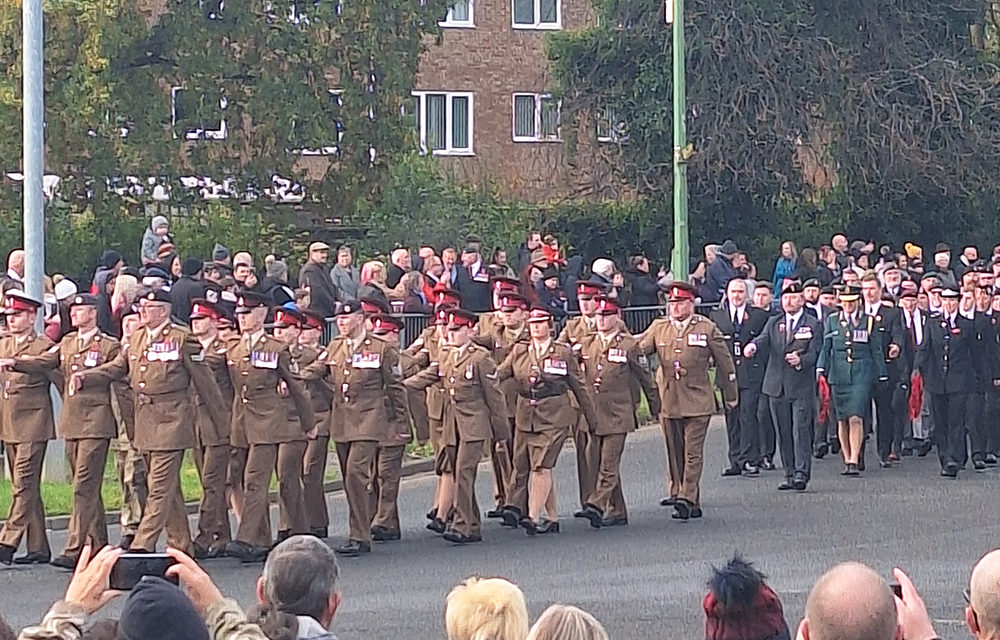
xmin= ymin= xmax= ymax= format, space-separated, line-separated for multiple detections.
xmin=667 ymin=0 xmax=689 ymax=282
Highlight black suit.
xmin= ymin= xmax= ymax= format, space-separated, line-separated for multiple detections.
xmin=866 ymin=303 xmax=907 ymax=461
xmin=751 ymin=311 xmax=822 ymax=482
xmin=980 ymin=313 xmax=1000 ymax=456
xmin=454 ymin=264 xmax=492 ymax=312
xmin=805 ymin=303 xmax=836 ymax=450
xmin=712 ymin=304 xmax=769 ymax=468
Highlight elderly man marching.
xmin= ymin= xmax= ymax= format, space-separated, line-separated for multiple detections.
xmin=638 ymin=282 xmax=738 ymax=521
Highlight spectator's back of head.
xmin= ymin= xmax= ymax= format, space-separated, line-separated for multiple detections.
xmin=704 ymin=556 xmax=789 ymax=640
xmin=118 ymin=576 xmax=209 ymax=640
xmin=968 ymin=549 xmax=1000 ymax=639
xmin=526 ymin=605 xmax=609 ymax=640
xmin=259 ymin=535 xmax=342 ymax=628
xmin=799 ymin=562 xmax=899 ymax=640
xmin=445 ymin=576 xmax=529 ymax=640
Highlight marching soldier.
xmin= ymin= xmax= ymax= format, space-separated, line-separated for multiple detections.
xmin=860 ymin=273 xmax=905 ymax=467
xmin=817 ymin=285 xmax=887 ymax=476
xmin=75 ymin=289 xmax=229 ymax=555
xmin=556 ymin=280 xmax=604 ymax=518
xmin=406 ymin=308 xmax=509 ymax=544
xmin=109 ymin=306 xmax=146 ymax=550
xmin=496 ymin=307 xmax=598 ymax=535
xmin=301 ymin=302 xmax=408 ymax=556
xmin=227 ymin=293 xmax=315 ymax=563
xmin=638 ymin=282 xmax=738 ymax=520
xmin=298 ymin=309 xmax=334 ymax=538
xmin=0 ymin=291 xmax=58 ymax=565
xmin=578 ymin=297 xmax=659 ymax=529
xmin=475 ymin=276 xmax=521 ymax=341
xmin=2 ymin=294 xmax=120 ymax=569
xmin=188 ymin=299 xmax=236 ymax=558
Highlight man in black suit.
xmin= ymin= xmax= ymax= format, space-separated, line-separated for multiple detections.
xmin=916 ymin=288 xmax=983 ymax=477
xmin=712 ymin=278 xmax=769 ymax=477
xmin=896 ymin=283 xmax=924 ymax=456
xmin=860 ymin=273 xmax=906 ymax=467
xmin=453 ymin=246 xmax=492 ymax=312
xmin=981 ymin=291 xmax=1000 ymax=464
xmin=751 ymin=282 xmax=779 ymax=469
xmin=803 ymin=278 xmax=825 ymax=320
xmin=803 ymin=277 xmax=834 ymax=458
xmin=744 ymin=283 xmax=822 ymax=491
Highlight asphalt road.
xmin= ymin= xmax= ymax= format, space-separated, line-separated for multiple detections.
xmin=0 ymin=418 xmax=994 ymax=640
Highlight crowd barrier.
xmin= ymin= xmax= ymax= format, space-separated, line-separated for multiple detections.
xmin=321 ymin=303 xmax=721 ymax=348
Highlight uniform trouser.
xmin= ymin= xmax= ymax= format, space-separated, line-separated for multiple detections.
xmin=661 ymin=416 xmax=710 ymax=506
xmin=505 ymin=431 xmax=531 ymax=514
xmin=303 ymin=436 xmax=331 ymax=530
xmin=757 ymin=395 xmax=777 ymax=461
xmin=813 ymin=399 xmax=837 ymax=449
xmin=446 ymin=438 xmax=485 ymax=537
xmin=134 ymin=451 xmax=191 ymax=554
xmin=726 ymin=388 xmax=760 ymax=467
xmin=585 ymin=433 xmax=628 ymax=519
xmin=192 ymin=443 xmax=231 ymax=550
xmin=370 ymin=444 xmax=406 ymax=532
xmin=228 ymin=446 xmax=248 ymax=494
xmin=238 ymin=442 xmax=308 ymax=547
xmin=769 ymin=395 xmax=813 ymax=481
xmin=429 ymin=417 xmax=445 ymax=473
xmin=114 ymin=446 xmax=147 ymax=535
xmin=0 ymin=442 xmax=50 ymax=555
xmin=874 ymin=381 xmax=907 ymax=460
xmin=967 ymin=392 xmax=988 ymax=459
xmin=985 ymin=388 xmax=1000 ymax=454
xmin=490 ymin=420 xmax=514 ymax=507
xmin=931 ymin=392 xmax=968 ymax=468
xmin=573 ymin=415 xmax=595 ymax=509
xmin=335 ymin=441 xmax=378 ymax=544
xmin=63 ymin=439 xmax=111 ymax=558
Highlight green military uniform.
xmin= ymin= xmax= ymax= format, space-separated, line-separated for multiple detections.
xmin=817 ymin=311 xmax=887 ymax=418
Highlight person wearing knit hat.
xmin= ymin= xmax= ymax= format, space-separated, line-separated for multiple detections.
xmin=170 ymin=257 xmax=206 ymax=324
xmin=119 ymin=576 xmax=210 ymax=640
xmin=703 ymin=556 xmax=790 ymax=640
xmin=141 ymin=215 xmax=172 ymax=266
xmin=212 ymin=242 xmax=231 ymax=265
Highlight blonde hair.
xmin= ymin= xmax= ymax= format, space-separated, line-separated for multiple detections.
xmin=111 ymin=274 xmax=139 ymax=316
xmin=445 ymin=577 xmax=529 ymax=640
xmin=526 ymin=605 xmax=609 ymax=640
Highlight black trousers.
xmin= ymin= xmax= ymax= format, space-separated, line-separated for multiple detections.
xmin=985 ymin=388 xmax=1000 ymax=454
xmin=725 ymin=387 xmax=761 ymax=467
xmin=757 ymin=393 xmax=776 ymax=462
xmin=874 ymin=380 xmax=908 ymax=460
xmin=930 ymin=392 xmax=969 ymax=469
xmin=769 ymin=395 xmax=813 ymax=481
xmin=967 ymin=391 xmax=987 ymax=459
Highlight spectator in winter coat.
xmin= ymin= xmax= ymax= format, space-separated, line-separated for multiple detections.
xmin=537 ymin=266 xmax=567 ymax=320
xmin=626 ymin=255 xmax=661 ymax=307
xmin=298 ymin=243 xmax=340 ymax=318
xmin=329 ymin=246 xmax=360 ymax=302
xmin=170 ymin=258 xmax=207 ymax=323
xmin=771 ymin=241 xmax=797 ymax=294
xmin=401 ymin=271 xmax=432 ymax=314
xmin=701 ymin=240 xmax=740 ymax=303
xmin=140 ymin=216 xmax=171 ymax=265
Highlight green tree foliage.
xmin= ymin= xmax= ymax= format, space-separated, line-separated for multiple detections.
xmin=547 ymin=0 xmax=1000 ymax=255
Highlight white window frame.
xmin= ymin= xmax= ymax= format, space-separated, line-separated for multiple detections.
xmin=171 ymin=87 xmax=227 ymax=141
xmin=293 ymin=89 xmax=345 ymax=156
xmin=596 ymin=104 xmax=629 ymax=143
xmin=511 ymin=0 xmax=560 ymax=30
xmin=412 ymin=91 xmax=475 ymax=157
xmin=511 ymin=93 xmax=561 ymax=142
xmin=440 ymin=0 xmax=474 ymax=27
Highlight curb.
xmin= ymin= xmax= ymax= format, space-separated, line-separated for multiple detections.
xmin=33 ymin=457 xmax=438 ymax=533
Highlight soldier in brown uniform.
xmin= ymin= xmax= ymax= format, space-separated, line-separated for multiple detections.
xmin=227 ymin=293 xmax=315 ymax=563
xmin=578 ymin=297 xmax=660 ymax=529
xmin=2 ymin=294 xmax=120 ymax=568
xmin=0 ymin=292 xmax=58 ymax=565
xmin=298 ymin=309 xmax=334 ymax=538
xmin=407 ymin=309 xmax=509 ymax=544
xmin=188 ymin=299 xmax=235 ymax=559
xmin=369 ymin=314 xmax=424 ymax=542
xmin=637 ymin=282 xmax=738 ymax=521
xmin=556 ymin=280 xmax=604 ymax=516
xmin=496 ymin=307 xmax=598 ymax=535
xmin=301 ymin=302 xmax=408 ymax=556
xmin=109 ymin=306 xmax=146 ymax=550
xmin=74 ymin=288 xmax=229 ymax=554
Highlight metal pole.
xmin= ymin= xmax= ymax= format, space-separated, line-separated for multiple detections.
xmin=669 ymin=0 xmax=690 ymax=282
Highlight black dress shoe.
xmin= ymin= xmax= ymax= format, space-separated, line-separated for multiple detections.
xmin=226 ymin=541 xmax=252 ymax=558
xmin=721 ymin=466 xmax=742 ymax=477
xmin=777 ymin=480 xmax=795 ymax=490
xmin=193 ymin=545 xmax=211 ymax=560
xmin=690 ymin=507 xmax=702 ymax=518
xmin=13 ymin=552 xmax=50 ymax=565
xmin=370 ymin=525 xmax=401 ymax=542
xmin=581 ymin=506 xmax=604 ymax=529
xmin=443 ymin=530 xmax=482 ymax=544
xmin=986 ymin=453 xmax=998 ymax=465
xmin=0 ymin=544 xmax=13 ymax=566
xmin=519 ymin=517 xmax=538 ymax=536
xmin=239 ymin=546 xmax=270 ymax=564
xmin=941 ymin=464 xmax=959 ymax=478
xmin=830 ymin=440 xmax=841 ymax=455
xmin=426 ymin=518 xmax=447 ymax=534
xmin=659 ymin=496 xmax=677 ymax=507
xmin=742 ymin=462 xmax=760 ymax=476
xmin=310 ymin=527 xmax=329 ymax=539
xmin=845 ymin=463 xmax=860 ymax=477
xmin=536 ymin=520 xmax=560 ymax=534
xmin=761 ymin=457 xmax=776 ymax=471
xmin=814 ymin=443 xmax=829 ymax=459
xmin=879 ymin=459 xmax=891 ymax=469
xmin=793 ymin=480 xmax=807 ymax=491
xmin=118 ymin=534 xmax=135 ymax=550
xmin=572 ymin=509 xmax=588 ymax=519
xmin=601 ymin=516 xmax=629 ymax=527
xmin=426 ymin=508 xmax=437 ymax=521
xmin=974 ymin=459 xmax=987 ymax=471
xmin=671 ymin=500 xmax=691 ymax=520
xmin=50 ymin=555 xmax=77 ymax=570
xmin=901 ymin=447 xmax=914 ymax=457
xmin=917 ymin=441 xmax=932 ymax=457
xmin=857 ymin=457 xmax=866 ymax=471
xmin=499 ymin=508 xmax=522 ymax=528
xmin=333 ymin=540 xmax=371 ymax=557
xmin=486 ymin=508 xmax=504 ymax=519
xmin=840 ymin=465 xmax=851 ymax=476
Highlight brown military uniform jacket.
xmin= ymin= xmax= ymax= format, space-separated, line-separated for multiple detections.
xmin=12 ymin=330 xmax=120 ymax=440
xmin=303 ymin=331 xmax=408 ymax=443
xmin=291 ymin=343 xmax=333 ymax=437
xmin=474 ymin=312 xmax=502 ymax=339
xmin=404 ymin=324 xmax=446 ymax=422
xmin=228 ymin=333 xmax=314 ymax=445
xmin=496 ymin=340 xmax=598 ymax=433
xmin=83 ymin=322 xmax=229 ymax=452
xmin=474 ymin=321 xmax=529 ymax=420
xmin=194 ymin=335 xmax=235 ymax=447
xmin=637 ymin=315 xmax=738 ymax=419
xmin=0 ymin=333 xmax=57 ymax=444
xmin=373 ymin=334 xmax=415 ymax=446
xmin=406 ymin=343 xmax=509 ymax=445
xmin=557 ymin=315 xmax=597 ymax=355
xmin=581 ymin=331 xmax=661 ymax=435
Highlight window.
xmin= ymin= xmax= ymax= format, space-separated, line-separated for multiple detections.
xmin=512 ymin=0 xmax=559 ymax=29
xmin=596 ymin=105 xmax=628 ymax=143
xmin=440 ymin=0 xmax=473 ymax=26
xmin=171 ymin=88 xmax=227 ymax=141
xmin=412 ymin=91 xmax=474 ymax=156
xmin=512 ymin=93 xmax=561 ymax=142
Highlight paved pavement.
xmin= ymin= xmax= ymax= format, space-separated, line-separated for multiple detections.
xmin=0 ymin=418 xmax=995 ymax=640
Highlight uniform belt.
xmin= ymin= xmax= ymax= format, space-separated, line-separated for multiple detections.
xmin=518 ymin=388 xmax=565 ymax=400
xmin=137 ymin=389 xmax=187 ymax=405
